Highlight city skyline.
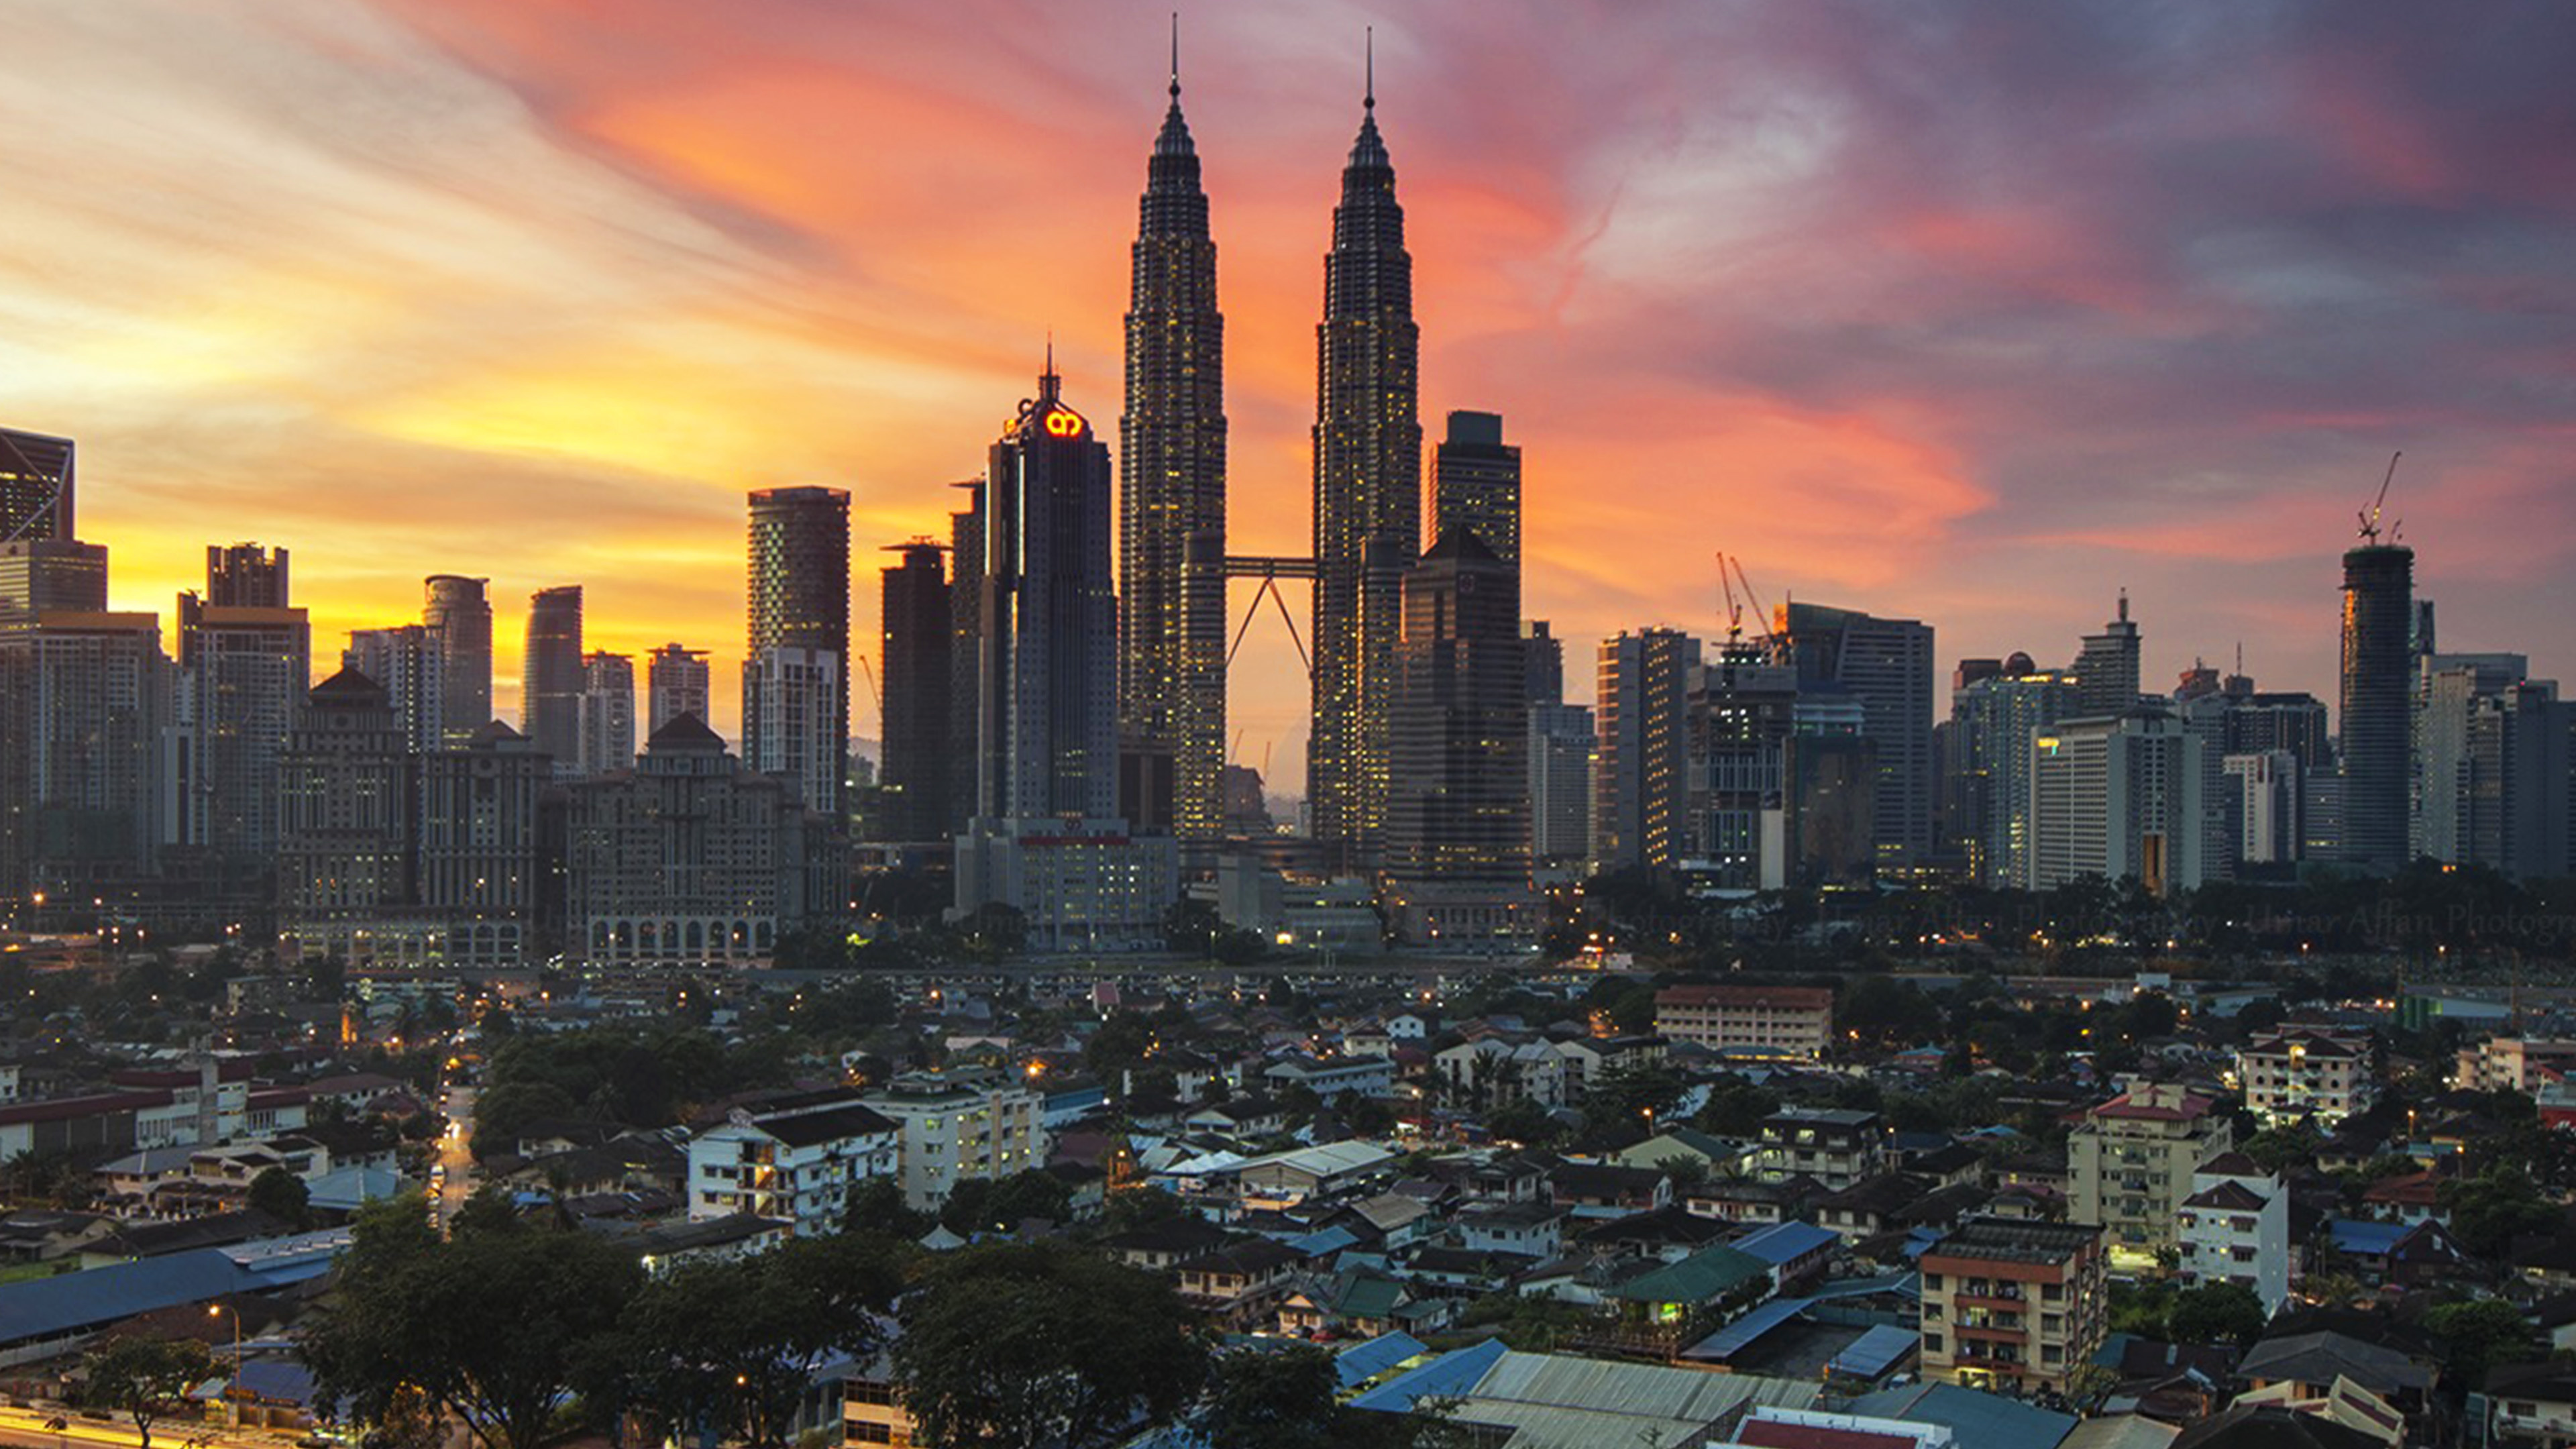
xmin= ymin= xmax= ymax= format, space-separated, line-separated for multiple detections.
xmin=9 ymin=3 xmax=2574 ymax=794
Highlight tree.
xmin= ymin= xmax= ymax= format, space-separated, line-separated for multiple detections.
xmin=84 ymin=1337 xmax=217 ymax=1449
xmin=1201 ymin=1345 xmax=1342 ymax=1449
xmin=1695 ymin=1079 xmax=1780 ymax=1138
xmin=2239 ymin=1123 xmax=2324 ymax=1177
xmin=845 ymin=1176 xmax=932 ymax=1239
xmin=1485 ymin=1099 xmax=1563 ymax=1149
xmin=2167 ymin=1281 xmax=2267 ymax=1346
xmin=892 ymin=1242 xmax=1207 ymax=1448
xmin=2442 ymin=1167 xmax=2561 ymax=1259
xmin=2423 ymin=1297 xmax=2541 ymax=1391
xmin=301 ymin=1194 xmax=643 ymax=1449
xmin=248 ymin=1166 xmax=313 ymax=1230
xmin=615 ymin=1234 xmax=903 ymax=1448
xmin=1583 ymin=1062 xmax=1687 ymax=1142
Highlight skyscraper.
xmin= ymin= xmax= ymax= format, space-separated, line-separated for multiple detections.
xmin=973 ymin=367 xmax=1118 ymax=822
xmin=879 ymin=540 xmax=951 ymax=842
xmin=1384 ymin=529 xmax=1529 ymax=941
xmin=947 ymin=482 xmax=987 ymax=839
xmin=746 ymin=486 xmax=850 ymax=817
xmin=1594 ymin=629 xmax=1698 ymax=871
xmin=645 ymin=643 xmax=711 ymax=737
xmin=173 ymin=588 xmax=310 ymax=869
xmin=2027 ymin=711 xmax=2208 ymax=896
xmin=0 ymin=428 xmax=73 ymax=544
xmin=278 ymin=669 xmax=411 ymax=963
xmin=0 ymin=540 xmax=107 ymax=625
xmin=1777 ymin=600 xmax=1935 ymax=870
xmin=2339 ymin=540 xmax=2413 ymax=871
xmin=1118 ymin=46 xmax=1228 ymax=843
xmin=344 ymin=625 xmax=445 ymax=754
xmin=523 ymin=585 xmax=584 ymax=771
xmin=578 ymin=651 xmax=637 ymax=777
xmin=423 ymin=574 xmax=493 ymax=745
xmin=2072 ymin=593 xmax=2142 ymax=716
xmin=0 ymin=610 xmax=168 ymax=902
xmin=205 ymin=543 xmax=288 ymax=608
xmin=1309 ymin=68 xmax=1421 ymax=869
xmin=1432 ymin=411 xmax=1519 ymax=568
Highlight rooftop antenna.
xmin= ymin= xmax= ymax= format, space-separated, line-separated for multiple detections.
xmin=2357 ymin=450 xmax=2401 ymax=543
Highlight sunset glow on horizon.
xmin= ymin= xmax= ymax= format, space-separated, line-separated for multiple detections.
xmin=8 ymin=1 xmax=2572 ymax=794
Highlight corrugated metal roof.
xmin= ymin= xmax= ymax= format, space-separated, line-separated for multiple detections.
xmin=1335 ymin=1331 xmax=1429 ymax=1388
xmin=1349 ymin=1338 xmax=1510 ymax=1412
xmin=1683 ymin=1296 xmax=1816 ymax=1361
xmin=1846 ymin=1383 xmax=2076 ymax=1449
xmin=1735 ymin=1220 xmax=1839 ymax=1265
xmin=1472 ymin=1350 xmax=1821 ymax=1421
xmin=1825 ymin=1324 xmax=1919 ymax=1380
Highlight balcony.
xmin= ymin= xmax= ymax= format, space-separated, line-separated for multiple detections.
xmin=1955 ymin=1288 xmax=2027 ymax=1309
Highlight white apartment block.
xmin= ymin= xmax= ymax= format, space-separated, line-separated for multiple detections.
xmin=1656 ymin=984 xmax=1833 ymax=1058
xmin=2457 ymin=1037 xmax=2576 ymax=1094
xmin=862 ymin=1071 xmax=1047 ymax=1212
xmin=687 ymin=1091 xmax=899 ymax=1236
xmin=2176 ymin=1152 xmax=2292 ymax=1313
xmin=2239 ymin=1030 xmax=2373 ymax=1126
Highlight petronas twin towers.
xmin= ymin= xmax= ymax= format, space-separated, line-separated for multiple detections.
xmin=1118 ymin=40 xmax=1418 ymax=867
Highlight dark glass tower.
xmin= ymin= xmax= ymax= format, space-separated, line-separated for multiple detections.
xmin=746 ymin=486 xmax=851 ymax=816
xmin=946 ymin=482 xmax=986 ymax=839
xmin=1433 ymin=411 xmax=1519 ymax=568
xmin=2339 ymin=541 xmax=2414 ymax=871
xmin=1385 ymin=529 xmax=1529 ymax=940
xmin=0 ymin=429 xmax=73 ymax=543
xmin=523 ymin=585 xmax=584 ymax=771
xmin=976 ymin=368 xmax=1117 ymax=822
xmin=879 ymin=539 xmax=951 ymax=842
xmin=1119 ymin=48 xmax=1228 ymax=843
xmin=1309 ymin=69 xmax=1421 ymax=868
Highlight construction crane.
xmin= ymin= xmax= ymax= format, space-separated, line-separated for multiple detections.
xmin=857 ymin=653 xmax=882 ymax=712
xmin=1717 ymin=553 xmax=1745 ymax=645
xmin=2357 ymin=450 xmax=2402 ymax=543
xmin=1726 ymin=554 xmax=1774 ymax=649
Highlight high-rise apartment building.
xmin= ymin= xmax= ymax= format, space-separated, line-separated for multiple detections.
xmin=1383 ymin=530 xmax=1530 ymax=943
xmin=1949 ymin=660 xmax=2080 ymax=888
xmin=417 ymin=722 xmax=547 ymax=966
xmin=423 ymin=575 xmax=493 ymax=745
xmin=0 ymin=429 xmax=74 ymax=544
xmin=522 ymin=585 xmax=584 ymax=772
xmin=1593 ymin=629 xmax=1698 ymax=871
xmin=172 ymin=584 xmax=310 ymax=868
xmin=745 ymin=487 xmax=850 ymax=818
xmin=1309 ymin=80 xmax=1421 ymax=870
xmin=2070 ymin=594 xmax=2143 ymax=716
xmin=2224 ymin=751 xmax=2303 ymax=866
xmin=2025 ymin=710 xmax=2208 ymax=895
xmin=205 ymin=543 xmax=288 ymax=608
xmin=745 ymin=646 xmax=839 ymax=816
xmin=0 ymin=610 xmax=168 ymax=901
xmin=1689 ymin=643 xmax=1801 ymax=889
xmin=1118 ymin=60 xmax=1228 ymax=844
xmin=0 ymin=541 xmax=106 ymax=626
xmin=878 ymin=541 xmax=951 ymax=842
xmin=578 ymin=651 xmax=637 ymax=777
xmin=1777 ymin=601 xmax=1935 ymax=870
xmin=645 ymin=643 xmax=710 ymax=738
xmin=1528 ymin=701 xmax=1593 ymax=869
xmin=946 ymin=484 xmax=987 ymax=841
xmin=343 ymin=625 xmax=445 ymax=754
xmin=1917 ymin=1220 xmax=2108 ymax=1394
xmin=1523 ymin=620 xmax=1564 ymax=707
xmin=1432 ymin=411 xmax=1519 ymax=568
xmin=2339 ymin=540 xmax=2414 ymax=871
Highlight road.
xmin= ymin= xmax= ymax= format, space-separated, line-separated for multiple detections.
xmin=433 ymin=1083 xmax=476 ymax=1231
xmin=0 ymin=1405 xmax=299 ymax=1449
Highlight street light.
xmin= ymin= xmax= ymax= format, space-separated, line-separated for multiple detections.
xmin=209 ymin=1303 xmax=241 ymax=1426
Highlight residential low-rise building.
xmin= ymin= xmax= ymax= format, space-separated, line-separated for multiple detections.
xmin=2238 ymin=1030 xmax=2373 ymax=1126
xmin=686 ymin=1090 xmax=898 ymax=1236
xmin=1262 ymin=1054 xmax=1396 ymax=1099
xmin=2457 ymin=1037 xmax=2576 ymax=1094
xmin=1656 ymin=984 xmax=1834 ymax=1059
xmin=2175 ymin=1151 xmax=2291 ymax=1313
xmin=1917 ymin=1219 xmax=2108 ymax=1395
xmin=2068 ymin=1083 xmax=2231 ymax=1269
xmin=859 ymin=1071 xmax=1046 ymax=1213
xmin=1757 ymin=1108 xmax=1884 ymax=1189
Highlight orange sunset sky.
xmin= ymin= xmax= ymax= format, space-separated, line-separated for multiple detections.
xmin=7 ymin=1 xmax=2572 ymax=796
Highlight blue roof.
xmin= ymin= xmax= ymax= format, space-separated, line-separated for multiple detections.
xmin=1847 ymin=1383 xmax=2075 ymax=1449
xmin=0 ymin=1249 xmax=257 ymax=1346
xmin=233 ymin=1359 xmax=320 ymax=1405
xmin=2327 ymin=1218 xmax=2409 ymax=1254
xmin=1335 ymin=1331 xmax=1430 ymax=1389
xmin=1290 ymin=1226 xmax=1361 ymax=1258
xmin=1827 ymin=1324 xmax=1919 ymax=1381
xmin=1733 ymin=1220 xmax=1837 ymax=1266
xmin=1682 ymin=1296 xmax=1813 ymax=1362
xmin=1348 ymin=1338 xmax=1507 ymax=1413
xmin=1811 ymin=1270 xmax=1919 ymax=1301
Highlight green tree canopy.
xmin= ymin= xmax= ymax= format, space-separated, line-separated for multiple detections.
xmin=2167 ymin=1281 xmax=2267 ymax=1346
xmin=84 ymin=1336 xmax=216 ymax=1449
xmin=2423 ymin=1297 xmax=2542 ymax=1391
xmin=248 ymin=1166 xmax=312 ymax=1230
xmin=301 ymin=1194 xmax=643 ymax=1449
xmin=892 ymin=1242 xmax=1206 ymax=1449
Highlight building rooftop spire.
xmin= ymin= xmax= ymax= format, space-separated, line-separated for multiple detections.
xmin=1347 ymin=30 xmax=1389 ymax=172
xmin=1365 ymin=25 xmax=1375 ymax=112
xmin=1171 ymin=11 xmax=1181 ymax=103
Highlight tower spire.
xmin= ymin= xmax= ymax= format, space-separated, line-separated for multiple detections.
xmin=1365 ymin=25 xmax=1375 ymax=111
xmin=1170 ymin=12 xmax=1180 ymax=102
